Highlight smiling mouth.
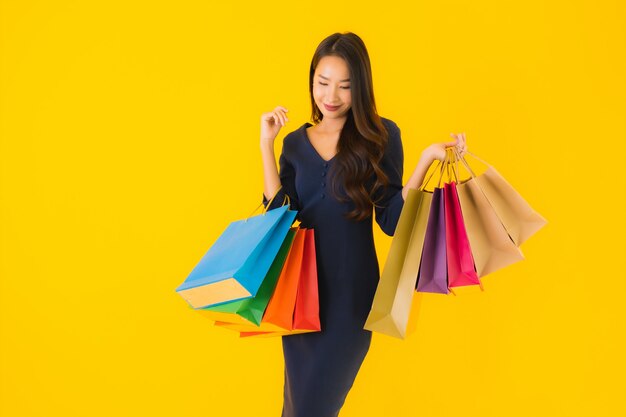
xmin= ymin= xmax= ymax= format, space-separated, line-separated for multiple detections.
xmin=324 ymin=104 xmax=341 ymax=111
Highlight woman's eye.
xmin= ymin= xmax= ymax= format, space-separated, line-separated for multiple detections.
xmin=318 ymin=82 xmax=350 ymax=89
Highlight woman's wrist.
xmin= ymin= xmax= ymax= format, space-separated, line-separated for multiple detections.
xmin=419 ymin=149 xmax=435 ymax=165
xmin=260 ymin=139 xmax=275 ymax=152
xmin=401 ymin=153 xmax=436 ymax=200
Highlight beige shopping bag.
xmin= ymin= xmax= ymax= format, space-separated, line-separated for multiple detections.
xmin=453 ymin=151 xmax=525 ymax=277
xmin=454 ymin=149 xmax=547 ymax=247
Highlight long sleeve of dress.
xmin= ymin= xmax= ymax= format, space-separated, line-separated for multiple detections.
xmin=373 ymin=120 xmax=406 ymax=237
xmin=262 ymin=138 xmax=301 ymax=214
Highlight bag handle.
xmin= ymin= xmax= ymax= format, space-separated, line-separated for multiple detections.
xmin=453 ymin=149 xmax=493 ymax=180
xmin=419 ymin=159 xmax=441 ymax=191
xmin=437 ymin=148 xmax=450 ymax=188
xmin=464 ymin=150 xmax=492 ymax=169
xmin=246 ymin=186 xmax=291 ymax=221
xmin=447 ymin=147 xmax=460 ymax=184
xmin=450 ymin=147 xmax=498 ymax=213
xmin=418 ymin=147 xmax=458 ymax=191
xmin=451 ymin=147 xmax=483 ymax=184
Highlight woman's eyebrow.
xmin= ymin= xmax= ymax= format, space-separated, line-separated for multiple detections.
xmin=319 ymin=74 xmax=351 ymax=82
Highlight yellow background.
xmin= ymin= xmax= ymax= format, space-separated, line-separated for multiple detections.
xmin=1 ymin=1 xmax=624 ymax=416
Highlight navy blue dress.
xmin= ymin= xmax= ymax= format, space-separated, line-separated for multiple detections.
xmin=262 ymin=117 xmax=405 ymax=417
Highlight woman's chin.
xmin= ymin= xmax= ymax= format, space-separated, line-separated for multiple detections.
xmin=321 ymin=109 xmax=350 ymax=119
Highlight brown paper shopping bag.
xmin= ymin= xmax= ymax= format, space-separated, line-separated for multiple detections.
xmin=453 ymin=152 xmax=525 ymax=277
xmin=454 ymin=149 xmax=547 ymax=247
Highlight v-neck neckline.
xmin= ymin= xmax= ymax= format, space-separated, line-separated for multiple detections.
xmin=302 ymin=122 xmax=337 ymax=163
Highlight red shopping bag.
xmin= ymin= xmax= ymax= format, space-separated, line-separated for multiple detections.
xmin=293 ymin=228 xmax=320 ymax=330
xmin=444 ymin=180 xmax=483 ymax=289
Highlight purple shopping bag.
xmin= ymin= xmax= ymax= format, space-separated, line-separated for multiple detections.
xmin=416 ymin=186 xmax=450 ymax=294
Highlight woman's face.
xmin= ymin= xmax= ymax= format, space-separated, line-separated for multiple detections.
xmin=312 ymin=55 xmax=352 ymax=120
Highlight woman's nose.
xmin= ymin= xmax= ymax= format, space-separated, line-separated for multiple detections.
xmin=327 ymin=86 xmax=339 ymax=100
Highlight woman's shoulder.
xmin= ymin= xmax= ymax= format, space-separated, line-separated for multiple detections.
xmin=379 ymin=116 xmax=403 ymax=163
xmin=278 ymin=123 xmax=309 ymax=156
xmin=379 ymin=117 xmax=402 ymax=156
xmin=380 ymin=116 xmax=401 ymax=137
xmin=282 ymin=122 xmax=307 ymax=141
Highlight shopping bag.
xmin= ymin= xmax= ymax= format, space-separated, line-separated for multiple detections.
xmin=293 ymin=228 xmax=321 ymax=331
xmin=454 ymin=149 xmax=547 ymax=246
xmin=214 ymin=226 xmax=320 ymax=336
xmin=235 ymin=230 xmax=321 ymax=338
xmin=364 ymin=172 xmax=433 ymax=338
xmin=211 ymin=220 xmax=302 ymax=330
xmin=260 ymin=226 xmax=306 ymax=330
xmin=195 ymin=227 xmax=298 ymax=326
xmin=444 ymin=150 xmax=482 ymax=289
xmin=453 ymin=153 xmax=525 ymax=277
xmin=416 ymin=157 xmax=450 ymax=294
xmin=175 ymin=189 xmax=296 ymax=308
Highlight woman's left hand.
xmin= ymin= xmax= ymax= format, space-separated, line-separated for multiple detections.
xmin=422 ymin=132 xmax=468 ymax=163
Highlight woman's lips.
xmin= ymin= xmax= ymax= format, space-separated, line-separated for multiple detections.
xmin=324 ymin=103 xmax=340 ymax=111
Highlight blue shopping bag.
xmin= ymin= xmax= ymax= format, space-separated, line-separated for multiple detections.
xmin=176 ymin=192 xmax=297 ymax=308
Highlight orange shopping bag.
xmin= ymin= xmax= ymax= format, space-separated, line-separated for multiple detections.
xmin=215 ymin=227 xmax=321 ymax=337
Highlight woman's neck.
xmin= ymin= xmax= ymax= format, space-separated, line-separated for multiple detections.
xmin=317 ymin=116 xmax=347 ymax=133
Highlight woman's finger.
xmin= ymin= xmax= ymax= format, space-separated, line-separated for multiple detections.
xmin=274 ymin=111 xmax=285 ymax=127
xmin=275 ymin=107 xmax=288 ymax=124
xmin=451 ymin=133 xmax=464 ymax=150
xmin=279 ymin=109 xmax=289 ymax=124
xmin=455 ymin=133 xmax=465 ymax=151
xmin=276 ymin=110 xmax=287 ymax=126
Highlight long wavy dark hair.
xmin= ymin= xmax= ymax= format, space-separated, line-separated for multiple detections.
xmin=308 ymin=32 xmax=392 ymax=222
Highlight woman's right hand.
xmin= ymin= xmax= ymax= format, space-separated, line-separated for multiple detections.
xmin=260 ymin=106 xmax=289 ymax=144
xmin=421 ymin=132 xmax=467 ymax=163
